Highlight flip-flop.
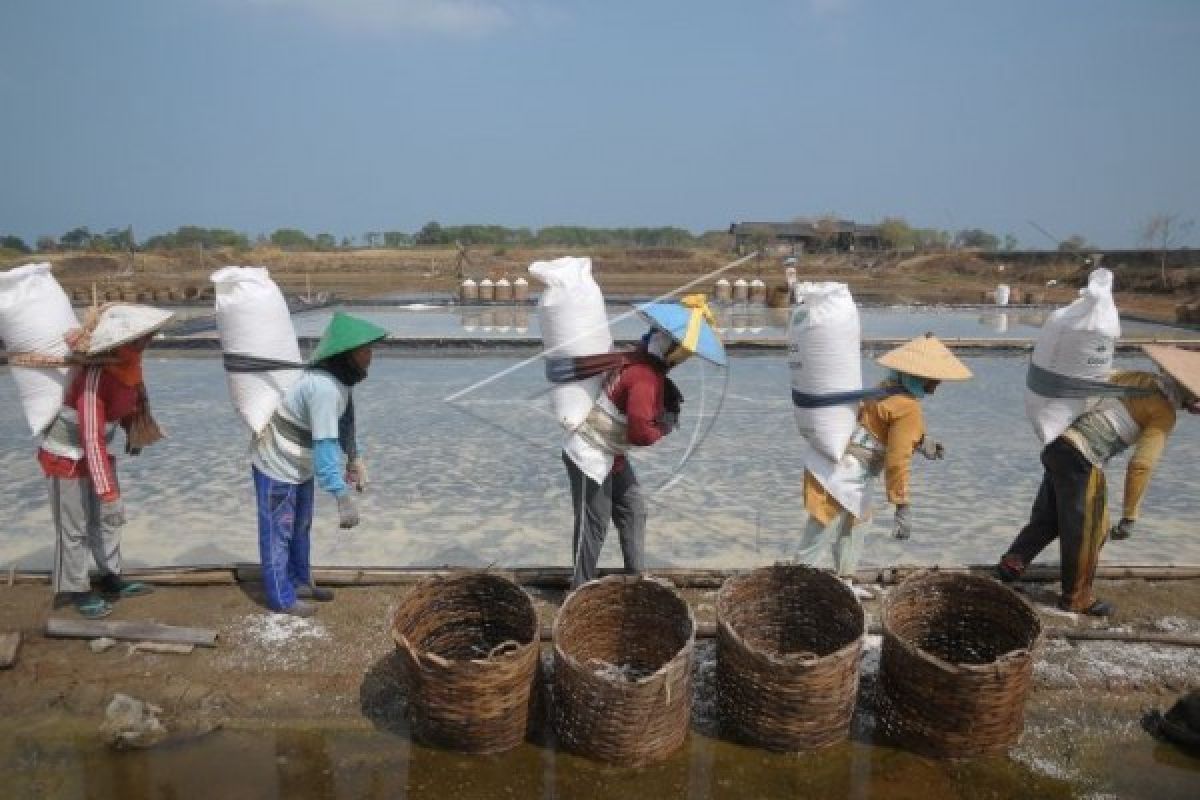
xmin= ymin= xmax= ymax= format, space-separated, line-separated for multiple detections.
xmin=96 ymin=577 xmax=154 ymax=599
xmin=74 ymin=593 xmax=114 ymax=619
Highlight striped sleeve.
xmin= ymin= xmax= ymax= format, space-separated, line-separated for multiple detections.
xmin=77 ymin=368 xmax=118 ymax=502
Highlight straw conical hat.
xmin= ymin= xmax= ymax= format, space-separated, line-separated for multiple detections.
xmin=86 ymin=304 xmax=174 ymax=355
xmin=876 ymin=333 xmax=972 ymax=382
xmin=1143 ymin=345 xmax=1200 ymax=399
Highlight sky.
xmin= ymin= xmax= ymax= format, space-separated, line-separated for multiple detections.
xmin=1 ymin=0 xmax=1198 ymax=248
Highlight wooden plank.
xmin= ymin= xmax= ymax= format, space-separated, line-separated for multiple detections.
xmin=0 ymin=632 xmax=20 ymax=668
xmin=45 ymin=618 xmax=217 ymax=647
xmin=130 ymin=641 xmax=195 ymax=655
xmin=1048 ymin=628 xmax=1200 ymax=648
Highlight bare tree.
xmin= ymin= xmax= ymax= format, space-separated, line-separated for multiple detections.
xmin=1140 ymin=213 xmax=1195 ymax=289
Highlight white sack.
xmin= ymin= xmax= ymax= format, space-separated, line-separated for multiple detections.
xmin=529 ymin=256 xmax=612 ymax=430
xmin=789 ymin=282 xmax=862 ymax=461
xmin=211 ymin=266 xmax=303 ymax=434
xmin=1024 ymin=268 xmax=1121 ymax=444
xmin=0 ymin=263 xmax=79 ymax=435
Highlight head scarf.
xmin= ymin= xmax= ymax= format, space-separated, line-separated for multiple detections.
xmin=314 ymin=350 xmax=367 ymax=387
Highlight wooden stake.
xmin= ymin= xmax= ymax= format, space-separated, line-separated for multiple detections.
xmin=0 ymin=632 xmax=20 ymax=668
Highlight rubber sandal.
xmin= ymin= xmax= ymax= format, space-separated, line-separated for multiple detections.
xmin=1059 ymin=599 xmax=1115 ymax=617
xmin=74 ymin=593 xmax=114 ymax=619
xmin=995 ymin=556 xmax=1025 ymax=584
xmin=96 ymin=575 xmax=154 ymax=599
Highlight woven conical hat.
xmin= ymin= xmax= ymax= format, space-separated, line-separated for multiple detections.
xmin=1143 ymin=344 xmax=1200 ymax=399
xmin=876 ymin=334 xmax=973 ymax=382
xmin=87 ymin=304 xmax=174 ymax=355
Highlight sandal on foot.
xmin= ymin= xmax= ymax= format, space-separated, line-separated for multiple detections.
xmin=95 ymin=575 xmax=154 ymax=599
xmin=995 ymin=555 xmax=1026 ymax=584
xmin=296 ymin=584 xmax=334 ymax=602
xmin=74 ymin=593 xmax=113 ymax=619
xmin=1060 ymin=599 xmax=1115 ymax=617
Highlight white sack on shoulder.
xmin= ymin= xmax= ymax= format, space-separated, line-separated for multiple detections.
xmin=529 ymin=256 xmax=613 ymax=430
xmin=1024 ymin=268 xmax=1121 ymax=444
xmin=789 ymin=282 xmax=862 ymax=461
xmin=0 ymin=263 xmax=80 ymax=435
xmin=211 ymin=266 xmax=303 ymax=434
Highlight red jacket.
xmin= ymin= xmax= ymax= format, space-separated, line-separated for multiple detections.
xmin=605 ymin=353 xmax=672 ymax=470
xmin=38 ymin=367 xmax=139 ymax=502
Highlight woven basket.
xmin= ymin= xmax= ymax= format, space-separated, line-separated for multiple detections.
xmin=716 ymin=565 xmax=864 ymax=751
xmin=879 ymin=570 xmax=1043 ymax=757
xmin=391 ymin=572 xmax=540 ymax=754
xmin=552 ymin=575 xmax=695 ymax=766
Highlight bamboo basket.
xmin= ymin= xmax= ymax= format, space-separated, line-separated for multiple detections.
xmin=716 ymin=565 xmax=864 ymax=750
xmin=391 ymin=571 xmax=540 ymax=754
xmin=552 ymin=575 xmax=695 ymax=766
xmin=879 ymin=570 xmax=1042 ymax=757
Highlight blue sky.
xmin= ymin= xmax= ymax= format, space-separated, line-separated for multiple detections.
xmin=1 ymin=0 xmax=1198 ymax=247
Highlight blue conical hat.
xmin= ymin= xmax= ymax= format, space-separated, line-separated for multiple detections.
xmin=635 ymin=294 xmax=726 ymax=366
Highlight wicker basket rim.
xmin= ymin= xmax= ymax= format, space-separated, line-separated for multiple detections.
xmin=714 ymin=564 xmax=866 ymax=663
xmin=879 ymin=627 xmax=1042 ymax=674
xmin=880 ymin=568 xmax=1043 ymax=672
xmin=715 ymin=616 xmax=864 ymax=665
xmin=552 ymin=574 xmax=696 ymax=683
xmin=389 ymin=570 xmax=539 ymax=666
xmin=392 ymin=628 xmax=538 ymax=669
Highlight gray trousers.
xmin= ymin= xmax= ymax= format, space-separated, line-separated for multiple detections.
xmin=563 ymin=452 xmax=646 ymax=589
xmin=49 ymin=476 xmax=121 ymax=594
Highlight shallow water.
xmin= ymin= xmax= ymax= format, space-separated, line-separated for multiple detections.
xmin=285 ymin=304 xmax=1200 ymax=341
xmin=1 ymin=353 xmax=1198 ymax=571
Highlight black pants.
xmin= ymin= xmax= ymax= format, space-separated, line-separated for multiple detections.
xmin=1003 ymin=438 xmax=1109 ymax=611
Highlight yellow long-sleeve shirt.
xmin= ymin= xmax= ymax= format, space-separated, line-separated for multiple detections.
xmin=803 ymin=389 xmax=926 ymax=523
xmin=1063 ymin=371 xmax=1177 ymax=520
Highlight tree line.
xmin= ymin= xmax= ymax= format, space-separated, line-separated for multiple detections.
xmin=2 ymin=222 xmax=729 ymax=254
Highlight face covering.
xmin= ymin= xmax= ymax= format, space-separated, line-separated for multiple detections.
xmin=890 ymin=370 xmax=927 ymax=399
xmin=645 ymin=329 xmax=676 ymax=362
xmin=104 ymin=344 xmax=145 ymax=387
xmin=314 ymin=351 xmax=367 ymax=387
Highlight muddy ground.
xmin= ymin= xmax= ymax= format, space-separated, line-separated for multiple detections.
xmin=1 ymin=577 xmax=1197 ymax=751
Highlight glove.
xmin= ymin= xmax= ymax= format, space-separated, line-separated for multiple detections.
xmin=658 ymin=411 xmax=680 ymax=434
xmin=918 ymin=436 xmax=944 ymax=460
xmin=893 ymin=504 xmax=912 ymax=540
xmin=100 ymin=499 xmax=127 ymax=528
xmin=1110 ymin=517 xmax=1135 ymax=541
xmin=337 ymin=492 xmax=360 ymax=530
xmin=345 ymin=458 xmax=369 ymax=493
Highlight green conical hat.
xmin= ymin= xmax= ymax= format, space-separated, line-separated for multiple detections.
xmin=309 ymin=312 xmax=388 ymax=363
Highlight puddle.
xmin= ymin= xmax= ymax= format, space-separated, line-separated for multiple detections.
xmin=5 ymin=712 xmax=1196 ymax=799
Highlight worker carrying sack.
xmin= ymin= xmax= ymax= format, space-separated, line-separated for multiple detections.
xmin=1025 ymin=268 xmax=1134 ymax=444
xmin=789 ymin=282 xmax=863 ymax=461
xmin=529 ymin=257 xmax=613 ymax=431
xmin=211 ymin=266 xmax=304 ymax=434
xmin=0 ymin=263 xmax=81 ymax=435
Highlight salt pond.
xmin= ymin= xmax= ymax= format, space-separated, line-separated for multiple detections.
xmin=2 ymin=352 xmax=1198 ymax=571
xmin=285 ymin=304 xmax=1200 ymax=341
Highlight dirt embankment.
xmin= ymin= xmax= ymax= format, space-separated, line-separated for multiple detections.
xmin=1 ymin=577 xmax=1197 ymax=733
xmin=4 ymin=247 xmax=1196 ymax=324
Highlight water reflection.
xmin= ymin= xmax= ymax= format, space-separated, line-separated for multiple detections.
xmin=285 ymin=304 xmax=1195 ymax=342
xmin=1 ymin=720 xmax=1089 ymax=799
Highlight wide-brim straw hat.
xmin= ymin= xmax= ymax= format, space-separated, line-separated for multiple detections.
xmin=876 ymin=333 xmax=973 ymax=382
xmin=85 ymin=304 xmax=174 ymax=355
xmin=1143 ymin=344 xmax=1200 ymax=399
